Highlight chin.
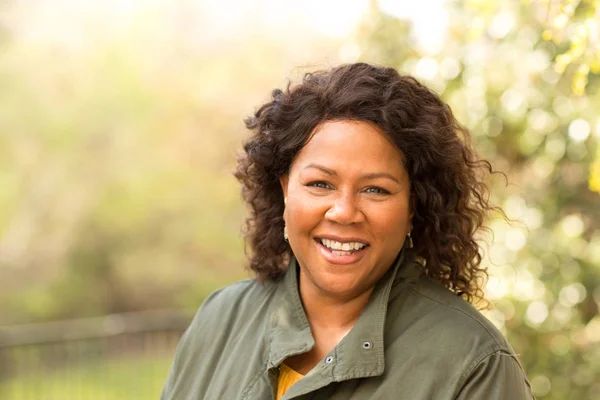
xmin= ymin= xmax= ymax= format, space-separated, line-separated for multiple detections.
xmin=315 ymin=272 xmax=366 ymax=298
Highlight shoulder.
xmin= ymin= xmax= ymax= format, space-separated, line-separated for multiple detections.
xmin=187 ymin=278 xmax=278 ymax=333
xmin=411 ymin=277 xmax=510 ymax=351
xmin=387 ymin=274 xmax=520 ymax=372
xmin=385 ymin=276 xmax=531 ymax=396
xmin=412 ymin=278 xmax=532 ymax=398
xmin=195 ymin=278 xmax=262 ymax=313
xmin=162 ymin=278 xmax=280 ymax=398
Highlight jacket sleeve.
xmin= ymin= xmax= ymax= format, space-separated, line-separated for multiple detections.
xmin=454 ymin=350 xmax=534 ymax=400
xmin=160 ymin=287 xmax=227 ymax=400
xmin=160 ymin=320 xmax=194 ymax=399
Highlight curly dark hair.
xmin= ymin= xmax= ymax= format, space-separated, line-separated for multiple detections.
xmin=235 ymin=62 xmax=502 ymax=304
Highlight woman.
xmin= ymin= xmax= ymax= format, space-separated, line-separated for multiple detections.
xmin=161 ymin=63 xmax=533 ymax=399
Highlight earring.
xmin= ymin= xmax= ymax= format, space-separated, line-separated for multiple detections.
xmin=283 ymin=197 xmax=288 ymax=241
xmin=407 ymin=231 xmax=413 ymax=249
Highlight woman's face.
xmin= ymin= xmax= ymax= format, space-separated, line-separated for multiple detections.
xmin=280 ymin=120 xmax=413 ymax=301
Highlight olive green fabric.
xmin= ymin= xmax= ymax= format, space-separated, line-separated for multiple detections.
xmin=161 ymin=251 xmax=533 ymax=399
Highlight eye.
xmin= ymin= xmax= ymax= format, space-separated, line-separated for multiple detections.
xmin=307 ymin=181 xmax=331 ymax=189
xmin=364 ymin=186 xmax=390 ymax=195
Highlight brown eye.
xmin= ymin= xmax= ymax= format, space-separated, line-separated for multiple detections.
xmin=365 ymin=186 xmax=390 ymax=195
xmin=308 ymin=181 xmax=330 ymax=189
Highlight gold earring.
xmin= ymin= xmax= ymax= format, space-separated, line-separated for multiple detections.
xmin=407 ymin=231 xmax=413 ymax=248
xmin=283 ymin=197 xmax=288 ymax=241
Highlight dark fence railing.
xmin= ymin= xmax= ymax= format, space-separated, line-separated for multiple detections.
xmin=0 ymin=310 xmax=193 ymax=400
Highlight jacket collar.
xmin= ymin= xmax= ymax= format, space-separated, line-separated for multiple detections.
xmin=266 ymin=249 xmax=421 ymax=380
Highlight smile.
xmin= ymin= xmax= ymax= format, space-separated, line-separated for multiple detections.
xmin=314 ymin=237 xmax=370 ymax=265
xmin=319 ymin=238 xmax=367 ymax=253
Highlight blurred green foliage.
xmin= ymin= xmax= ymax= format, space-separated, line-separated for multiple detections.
xmin=527 ymin=0 xmax=600 ymax=196
xmin=0 ymin=2 xmax=340 ymax=324
xmin=531 ymin=0 xmax=599 ymax=95
xmin=1 ymin=1 xmax=599 ymax=399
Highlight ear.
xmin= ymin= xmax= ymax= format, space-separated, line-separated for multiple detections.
xmin=279 ymin=175 xmax=289 ymax=200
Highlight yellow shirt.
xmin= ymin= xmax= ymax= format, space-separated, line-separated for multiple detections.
xmin=276 ymin=363 xmax=304 ymax=399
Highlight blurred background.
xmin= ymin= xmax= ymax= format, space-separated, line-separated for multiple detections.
xmin=0 ymin=0 xmax=598 ymax=399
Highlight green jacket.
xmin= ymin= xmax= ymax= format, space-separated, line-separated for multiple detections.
xmin=161 ymin=251 xmax=533 ymax=399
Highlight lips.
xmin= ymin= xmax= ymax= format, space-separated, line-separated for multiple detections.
xmin=315 ymin=235 xmax=370 ymax=246
xmin=314 ymin=238 xmax=369 ymax=265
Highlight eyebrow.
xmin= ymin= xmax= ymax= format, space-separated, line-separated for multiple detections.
xmin=304 ymin=163 xmax=400 ymax=184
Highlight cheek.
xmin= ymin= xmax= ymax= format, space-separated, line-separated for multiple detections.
xmin=285 ymin=186 xmax=327 ymax=230
xmin=370 ymin=203 xmax=411 ymax=236
xmin=287 ymin=202 xmax=321 ymax=233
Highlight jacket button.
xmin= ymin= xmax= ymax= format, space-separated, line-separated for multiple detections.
xmin=325 ymin=356 xmax=334 ymax=364
xmin=362 ymin=341 xmax=372 ymax=349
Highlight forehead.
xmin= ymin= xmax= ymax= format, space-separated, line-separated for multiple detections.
xmin=292 ymin=120 xmax=406 ymax=174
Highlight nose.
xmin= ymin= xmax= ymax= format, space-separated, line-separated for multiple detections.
xmin=324 ymin=192 xmax=364 ymax=225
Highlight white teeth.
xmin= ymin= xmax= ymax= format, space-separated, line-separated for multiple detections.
xmin=332 ymin=250 xmax=348 ymax=256
xmin=319 ymin=239 xmax=366 ymax=251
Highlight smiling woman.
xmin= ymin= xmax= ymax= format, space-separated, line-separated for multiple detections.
xmin=161 ymin=63 xmax=534 ymax=399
